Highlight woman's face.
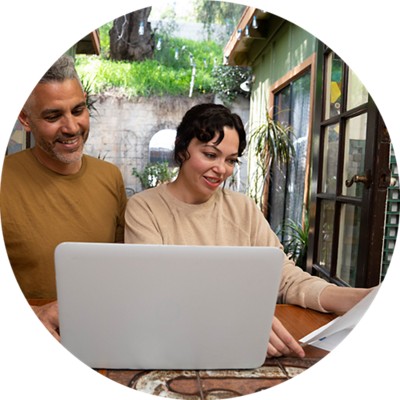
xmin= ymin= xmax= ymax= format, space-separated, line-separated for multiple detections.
xmin=177 ymin=126 xmax=240 ymax=204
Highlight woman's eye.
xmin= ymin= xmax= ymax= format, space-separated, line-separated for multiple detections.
xmin=204 ymin=153 xmax=216 ymax=159
xmin=227 ymin=159 xmax=238 ymax=166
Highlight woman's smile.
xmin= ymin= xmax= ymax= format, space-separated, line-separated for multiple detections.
xmin=168 ymin=126 xmax=240 ymax=204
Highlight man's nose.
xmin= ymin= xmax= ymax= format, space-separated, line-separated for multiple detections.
xmin=60 ymin=114 xmax=79 ymax=133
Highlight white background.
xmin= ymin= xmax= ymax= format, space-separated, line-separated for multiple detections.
xmin=1 ymin=1 xmax=399 ymax=399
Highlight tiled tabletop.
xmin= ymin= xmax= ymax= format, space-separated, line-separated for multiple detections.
xmin=100 ymin=353 xmax=326 ymax=398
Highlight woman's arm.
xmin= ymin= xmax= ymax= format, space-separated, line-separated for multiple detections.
xmin=319 ymin=285 xmax=376 ymax=315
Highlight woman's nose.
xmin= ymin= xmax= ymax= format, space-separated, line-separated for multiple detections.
xmin=212 ymin=159 xmax=227 ymax=174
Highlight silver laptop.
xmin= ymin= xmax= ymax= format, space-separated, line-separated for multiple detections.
xmin=55 ymin=242 xmax=284 ymax=370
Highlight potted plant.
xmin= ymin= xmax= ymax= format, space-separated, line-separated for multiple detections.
xmin=278 ymin=208 xmax=309 ymax=270
xmin=247 ymin=110 xmax=295 ymax=217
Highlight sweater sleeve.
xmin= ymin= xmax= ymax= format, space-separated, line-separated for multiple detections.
xmin=250 ymin=201 xmax=333 ymax=312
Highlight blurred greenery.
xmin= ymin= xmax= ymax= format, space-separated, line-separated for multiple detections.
xmin=132 ymin=162 xmax=178 ymax=190
xmin=75 ymin=20 xmax=250 ymax=101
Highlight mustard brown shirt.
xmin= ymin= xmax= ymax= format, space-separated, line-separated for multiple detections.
xmin=1 ymin=149 xmax=127 ymax=299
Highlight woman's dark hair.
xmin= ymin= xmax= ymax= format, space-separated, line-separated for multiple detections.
xmin=174 ymin=103 xmax=247 ymax=167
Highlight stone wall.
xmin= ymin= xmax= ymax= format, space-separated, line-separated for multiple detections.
xmin=85 ymin=94 xmax=250 ymax=194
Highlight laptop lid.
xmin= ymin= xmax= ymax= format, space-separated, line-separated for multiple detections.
xmin=55 ymin=242 xmax=284 ymax=370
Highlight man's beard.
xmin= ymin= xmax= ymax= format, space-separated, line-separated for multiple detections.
xmin=37 ymin=131 xmax=88 ymax=164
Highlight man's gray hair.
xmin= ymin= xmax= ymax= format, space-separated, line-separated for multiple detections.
xmin=39 ymin=54 xmax=81 ymax=84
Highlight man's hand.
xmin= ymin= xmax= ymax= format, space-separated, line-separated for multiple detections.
xmin=31 ymin=301 xmax=60 ymax=341
xmin=267 ymin=316 xmax=305 ymax=358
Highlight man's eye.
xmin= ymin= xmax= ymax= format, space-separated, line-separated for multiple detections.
xmin=72 ymin=106 xmax=86 ymax=116
xmin=45 ymin=115 xmax=60 ymax=122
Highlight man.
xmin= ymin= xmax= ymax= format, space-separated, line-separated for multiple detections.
xmin=0 ymin=55 xmax=127 ymax=340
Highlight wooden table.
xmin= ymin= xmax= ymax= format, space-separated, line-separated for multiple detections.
xmin=28 ymin=299 xmax=334 ymax=399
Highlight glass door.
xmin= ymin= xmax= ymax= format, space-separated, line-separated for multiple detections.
xmin=310 ymin=47 xmax=391 ymax=287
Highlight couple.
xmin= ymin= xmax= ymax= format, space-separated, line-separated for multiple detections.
xmin=0 ymin=54 xmax=372 ymax=359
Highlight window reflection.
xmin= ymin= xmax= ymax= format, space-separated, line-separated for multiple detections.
xmin=324 ymin=53 xmax=343 ymax=119
xmin=337 ymin=204 xmax=361 ymax=286
xmin=317 ymin=200 xmax=335 ymax=270
xmin=347 ymin=69 xmax=368 ymax=110
xmin=321 ymin=124 xmax=339 ymax=193
xmin=342 ymin=114 xmax=367 ymax=198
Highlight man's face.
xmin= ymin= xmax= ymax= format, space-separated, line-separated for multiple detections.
xmin=19 ymin=78 xmax=90 ymax=174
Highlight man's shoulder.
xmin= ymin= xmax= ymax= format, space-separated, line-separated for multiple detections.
xmin=2 ymin=150 xmax=34 ymax=174
xmin=83 ymin=154 xmax=121 ymax=173
xmin=3 ymin=149 xmax=31 ymax=164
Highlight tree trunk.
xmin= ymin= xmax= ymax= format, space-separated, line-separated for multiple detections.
xmin=109 ymin=8 xmax=154 ymax=61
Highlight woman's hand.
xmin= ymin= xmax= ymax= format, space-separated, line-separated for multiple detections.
xmin=267 ymin=315 xmax=305 ymax=358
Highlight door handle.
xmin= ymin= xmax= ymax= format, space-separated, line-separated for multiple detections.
xmin=345 ymin=171 xmax=371 ymax=188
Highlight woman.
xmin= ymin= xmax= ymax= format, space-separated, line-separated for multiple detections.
xmin=125 ymin=103 xmax=372 ymax=358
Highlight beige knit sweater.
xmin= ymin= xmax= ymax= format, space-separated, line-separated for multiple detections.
xmin=125 ymin=184 xmax=332 ymax=312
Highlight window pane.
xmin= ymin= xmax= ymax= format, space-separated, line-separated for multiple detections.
xmin=324 ymin=53 xmax=343 ymax=120
xmin=321 ymin=124 xmax=339 ymax=193
xmin=285 ymin=75 xmax=311 ymax=223
xmin=317 ymin=200 xmax=335 ymax=271
xmin=270 ymin=85 xmax=291 ymax=232
xmin=337 ymin=204 xmax=361 ymax=286
xmin=346 ymin=68 xmax=368 ymax=110
xmin=342 ymin=114 xmax=367 ymax=197
xmin=269 ymin=162 xmax=287 ymax=232
xmin=270 ymin=72 xmax=311 ymax=235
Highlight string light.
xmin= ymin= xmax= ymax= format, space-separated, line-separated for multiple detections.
xmin=245 ymin=25 xmax=249 ymax=37
xmin=156 ymin=38 xmax=162 ymax=51
xmin=175 ymin=48 xmax=179 ymax=60
xmin=252 ymin=16 xmax=258 ymax=29
xmin=138 ymin=20 xmax=145 ymax=36
xmin=236 ymin=29 xmax=242 ymax=41
xmin=189 ymin=63 xmax=196 ymax=98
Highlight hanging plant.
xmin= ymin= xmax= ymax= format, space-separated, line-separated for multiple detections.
xmin=247 ymin=111 xmax=295 ymax=216
xmin=211 ymin=65 xmax=252 ymax=104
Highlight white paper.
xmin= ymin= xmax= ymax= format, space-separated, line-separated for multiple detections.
xmin=300 ymin=286 xmax=380 ymax=350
